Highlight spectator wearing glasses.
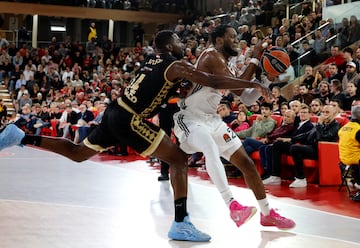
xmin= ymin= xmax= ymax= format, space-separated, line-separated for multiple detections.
xmin=288 ymin=104 xmax=339 ymax=187
xmin=263 ymin=103 xmax=314 ymax=186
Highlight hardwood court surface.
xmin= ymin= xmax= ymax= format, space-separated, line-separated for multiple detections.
xmin=0 ymin=146 xmax=359 ymax=248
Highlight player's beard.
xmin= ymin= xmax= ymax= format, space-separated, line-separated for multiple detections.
xmin=173 ymin=49 xmax=185 ymax=60
xmin=224 ymin=43 xmax=238 ymax=57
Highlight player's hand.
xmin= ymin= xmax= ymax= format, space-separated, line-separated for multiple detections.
xmin=252 ymin=38 xmax=271 ymax=60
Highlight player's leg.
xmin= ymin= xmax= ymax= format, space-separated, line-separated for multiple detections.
xmin=229 ymin=146 xmax=296 ymax=229
xmin=151 ymin=135 xmax=211 ymax=242
xmin=0 ymin=124 xmax=97 ymax=162
xmin=185 ymin=125 xmax=234 ymax=204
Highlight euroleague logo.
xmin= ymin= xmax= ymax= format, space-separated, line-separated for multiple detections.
xmin=223 ymin=133 xmax=232 ymax=143
xmin=271 ymin=58 xmax=286 ymax=72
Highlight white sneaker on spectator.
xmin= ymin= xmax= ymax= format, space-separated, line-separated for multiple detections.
xmin=354 ymin=183 xmax=360 ymax=190
xmin=289 ymin=178 xmax=307 ymax=188
xmin=262 ymin=176 xmax=281 ymax=185
xmin=33 ymin=123 xmax=43 ymax=129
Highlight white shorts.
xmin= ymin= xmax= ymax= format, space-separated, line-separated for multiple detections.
xmin=173 ymin=110 xmax=242 ymax=161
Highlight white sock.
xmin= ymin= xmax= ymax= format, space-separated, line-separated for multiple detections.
xmin=220 ymin=190 xmax=234 ymax=207
xmin=258 ymin=198 xmax=270 ymax=215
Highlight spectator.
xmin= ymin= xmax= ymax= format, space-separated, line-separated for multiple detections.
xmin=330 ymin=99 xmax=345 ymax=117
xmin=32 ymin=92 xmax=44 ymax=105
xmin=232 ymin=110 xmax=250 ymax=132
xmin=271 ymin=86 xmax=288 ymax=106
xmin=0 ymin=57 xmax=13 ymax=85
xmin=338 ymin=17 xmax=350 ymax=49
xmin=321 ymin=45 xmax=345 ymax=78
xmin=338 ymin=105 xmax=360 ymax=195
xmin=217 ymin=100 xmax=237 ymax=130
xmin=0 ymin=34 xmax=9 ymax=50
xmin=14 ymin=104 xmax=45 ymax=135
xmin=14 ymin=73 xmax=27 ymax=96
xmin=73 ymin=104 xmax=95 ymax=143
xmin=279 ymin=102 xmax=289 ymax=116
xmin=310 ymin=98 xmax=323 ymax=116
xmin=348 ymin=15 xmax=360 ymax=45
xmin=313 ymin=81 xmax=331 ymax=104
xmin=227 ymin=14 xmax=241 ymax=31
xmin=301 ymin=65 xmax=316 ymax=90
xmin=263 ymin=103 xmax=314 ymax=186
xmin=58 ymin=103 xmax=79 ymax=139
xmin=289 ymin=104 xmax=339 ymax=187
xmin=293 ymin=83 xmax=314 ymax=105
xmin=248 ymin=101 xmax=261 ymax=114
xmin=312 ymin=29 xmax=325 ymax=55
xmin=9 ymin=65 xmax=22 ymax=96
xmin=299 ymin=40 xmax=317 ymax=67
xmin=236 ymin=102 xmax=276 ymax=154
xmin=344 ymin=81 xmax=358 ymax=111
xmin=87 ymin=22 xmax=97 ymax=42
xmin=327 ymin=63 xmax=343 ymax=84
xmin=259 ymin=109 xmax=297 ymax=179
xmin=330 ymin=79 xmax=347 ymax=108
xmin=342 ymin=61 xmax=360 ymax=94
xmin=339 ymin=47 xmax=356 ymax=75
xmin=311 ymin=70 xmax=326 ymax=95
xmin=18 ymin=90 xmax=32 ymax=110
xmin=355 ymin=47 xmax=360 ymax=72
xmin=12 ymin=51 xmax=24 ymax=69
xmin=23 ymin=64 xmax=34 ymax=82
xmin=0 ymin=98 xmax=7 ymax=123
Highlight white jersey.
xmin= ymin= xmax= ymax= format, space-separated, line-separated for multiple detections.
xmin=174 ymin=47 xmax=242 ymax=160
xmin=177 ymin=47 xmax=236 ymax=117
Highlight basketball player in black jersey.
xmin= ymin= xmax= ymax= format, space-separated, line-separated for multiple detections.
xmin=0 ymin=30 xmax=270 ymax=242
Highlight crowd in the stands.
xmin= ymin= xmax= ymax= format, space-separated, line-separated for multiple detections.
xmin=0 ymin=0 xmax=359 ymax=189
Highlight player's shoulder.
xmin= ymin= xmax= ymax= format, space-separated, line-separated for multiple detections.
xmin=198 ymin=47 xmax=222 ymax=62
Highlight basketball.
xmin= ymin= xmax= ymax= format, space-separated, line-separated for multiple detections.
xmin=260 ymin=47 xmax=290 ymax=76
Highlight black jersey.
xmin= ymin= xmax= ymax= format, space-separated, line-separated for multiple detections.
xmin=121 ymin=54 xmax=182 ymax=118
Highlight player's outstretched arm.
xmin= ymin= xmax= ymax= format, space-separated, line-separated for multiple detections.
xmin=168 ymin=60 xmax=257 ymax=90
xmin=167 ymin=60 xmax=272 ymax=101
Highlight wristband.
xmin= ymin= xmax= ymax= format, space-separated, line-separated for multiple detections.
xmin=250 ymin=58 xmax=260 ymax=66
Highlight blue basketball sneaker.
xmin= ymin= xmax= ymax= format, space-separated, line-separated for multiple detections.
xmin=168 ymin=216 xmax=211 ymax=242
xmin=0 ymin=124 xmax=25 ymax=151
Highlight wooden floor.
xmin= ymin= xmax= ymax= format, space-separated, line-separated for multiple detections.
xmin=0 ymin=146 xmax=359 ymax=248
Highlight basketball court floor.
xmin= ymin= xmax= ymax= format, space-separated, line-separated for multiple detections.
xmin=0 ymin=145 xmax=359 ymax=248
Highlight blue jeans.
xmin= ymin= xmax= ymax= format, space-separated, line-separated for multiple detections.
xmin=259 ymin=144 xmax=273 ymax=178
xmin=78 ymin=126 xmax=91 ymax=143
xmin=242 ymin=137 xmax=264 ymax=155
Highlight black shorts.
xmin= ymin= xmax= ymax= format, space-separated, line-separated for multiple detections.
xmin=84 ymin=99 xmax=165 ymax=156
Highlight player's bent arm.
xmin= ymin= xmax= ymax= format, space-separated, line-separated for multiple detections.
xmin=167 ymin=60 xmax=259 ymax=90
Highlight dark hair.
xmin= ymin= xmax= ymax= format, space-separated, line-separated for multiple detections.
xmin=280 ymin=101 xmax=289 ymax=108
xmin=331 ymin=98 xmax=343 ymax=109
xmin=261 ymin=101 xmax=273 ymax=110
xmin=154 ymin=30 xmax=174 ymax=51
xmin=343 ymin=47 xmax=353 ymax=55
xmin=219 ymin=99 xmax=231 ymax=109
xmin=211 ymin=24 xmax=233 ymax=45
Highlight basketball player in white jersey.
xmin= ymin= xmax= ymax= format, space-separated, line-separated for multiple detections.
xmin=174 ymin=24 xmax=295 ymax=229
